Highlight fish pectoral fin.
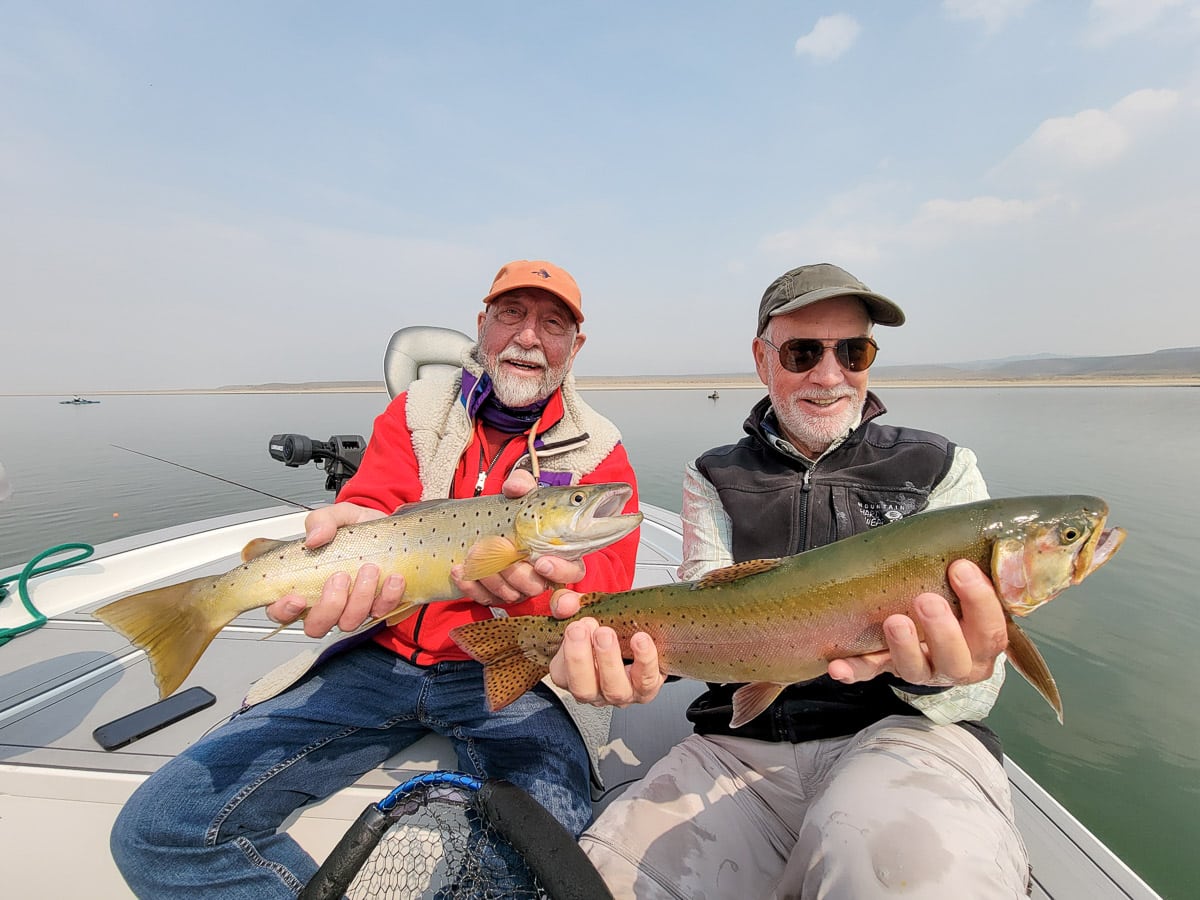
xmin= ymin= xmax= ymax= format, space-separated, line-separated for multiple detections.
xmin=730 ymin=681 xmax=789 ymax=728
xmin=1005 ymin=618 xmax=1064 ymax=724
xmin=462 ymin=536 xmax=529 ymax=581
xmin=241 ymin=537 xmax=290 ymax=563
xmin=695 ymin=558 xmax=785 ymax=589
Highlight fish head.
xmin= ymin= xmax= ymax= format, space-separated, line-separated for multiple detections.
xmin=513 ymin=483 xmax=643 ymax=560
xmin=991 ymin=495 xmax=1126 ymax=617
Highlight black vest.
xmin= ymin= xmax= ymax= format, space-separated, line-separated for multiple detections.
xmin=685 ymin=393 xmax=1000 ymax=757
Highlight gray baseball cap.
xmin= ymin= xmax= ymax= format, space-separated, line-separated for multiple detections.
xmin=757 ymin=263 xmax=906 ymax=334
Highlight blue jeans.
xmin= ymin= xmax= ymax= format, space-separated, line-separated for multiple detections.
xmin=110 ymin=643 xmax=592 ymax=898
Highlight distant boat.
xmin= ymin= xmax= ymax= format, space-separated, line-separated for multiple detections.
xmin=707 ymin=391 xmax=719 ymax=400
xmin=60 ymin=396 xmax=100 ymax=405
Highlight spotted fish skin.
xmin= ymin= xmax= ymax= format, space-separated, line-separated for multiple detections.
xmin=94 ymin=483 xmax=641 ymax=698
xmin=451 ymin=495 xmax=1125 ymax=728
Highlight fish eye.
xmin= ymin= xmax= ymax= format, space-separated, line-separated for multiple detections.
xmin=571 ymin=491 xmax=585 ymax=505
xmin=1060 ymin=522 xmax=1083 ymax=543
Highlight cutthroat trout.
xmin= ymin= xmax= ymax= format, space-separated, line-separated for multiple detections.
xmin=95 ymin=483 xmax=641 ymax=698
xmin=451 ymin=495 xmax=1125 ymax=727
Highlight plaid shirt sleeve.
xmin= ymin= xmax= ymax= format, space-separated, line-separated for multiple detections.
xmin=678 ymin=460 xmax=735 ymax=582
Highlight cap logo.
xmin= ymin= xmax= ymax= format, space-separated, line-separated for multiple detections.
xmin=533 ymin=268 xmax=551 ymax=279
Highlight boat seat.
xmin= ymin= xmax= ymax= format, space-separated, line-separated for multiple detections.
xmin=383 ymin=326 xmax=474 ymax=398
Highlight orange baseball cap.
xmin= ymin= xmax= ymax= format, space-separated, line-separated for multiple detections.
xmin=482 ymin=259 xmax=584 ymax=323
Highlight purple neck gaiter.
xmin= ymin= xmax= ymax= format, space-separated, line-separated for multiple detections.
xmin=461 ymin=370 xmax=549 ymax=434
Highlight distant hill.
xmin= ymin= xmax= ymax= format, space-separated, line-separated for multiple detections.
xmin=209 ymin=347 xmax=1200 ymax=393
xmin=871 ymin=346 xmax=1200 ymax=382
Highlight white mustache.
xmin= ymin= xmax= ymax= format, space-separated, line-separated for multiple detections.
xmin=499 ymin=349 xmax=548 ymax=367
xmin=795 ymin=388 xmax=856 ymax=402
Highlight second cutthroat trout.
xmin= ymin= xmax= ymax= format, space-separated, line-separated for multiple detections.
xmin=95 ymin=483 xmax=641 ymax=698
xmin=451 ymin=495 xmax=1125 ymax=727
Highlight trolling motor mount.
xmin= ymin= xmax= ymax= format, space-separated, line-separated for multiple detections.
xmin=268 ymin=434 xmax=365 ymax=494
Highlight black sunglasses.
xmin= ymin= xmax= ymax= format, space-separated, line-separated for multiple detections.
xmin=758 ymin=336 xmax=879 ymax=373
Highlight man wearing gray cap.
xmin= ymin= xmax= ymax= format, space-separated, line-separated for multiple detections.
xmin=553 ymin=263 xmax=1028 ymax=898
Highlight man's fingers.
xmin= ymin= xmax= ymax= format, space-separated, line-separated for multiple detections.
xmin=337 ymin=564 xmax=381 ymax=632
xmin=550 ymin=588 xmax=583 ymax=619
xmin=266 ymin=594 xmax=308 ymax=626
xmin=551 ymin=619 xmax=602 ymax=699
xmin=627 ymin=632 xmax=665 ymax=702
xmin=303 ymin=503 xmax=387 ymax=549
xmin=591 ymin=628 xmax=635 ymax=705
xmin=905 ymin=597 xmax=973 ymax=683
xmin=502 ymin=470 xmax=538 ymax=498
xmin=948 ymin=559 xmax=1009 ymax=663
xmin=371 ymin=574 xmax=407 ymax=619
xmin=304 ymin=572 xmax=351 ymax=637
xmin=829 ymin=649 xmax=892 ymax=683
xmin=534 ymin=556 xmax=585 ymax=586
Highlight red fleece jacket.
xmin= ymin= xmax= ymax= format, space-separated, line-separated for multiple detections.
xmin=335 ymin=390 xmax=641 ymax=665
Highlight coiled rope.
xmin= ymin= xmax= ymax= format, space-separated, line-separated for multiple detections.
xmin=0 ymin=543 xmax=94 ymax=646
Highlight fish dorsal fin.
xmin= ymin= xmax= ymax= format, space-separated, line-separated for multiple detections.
xmin=462 ymin=536 xmax=530 ymax=581
xmin=694 ymin=558 xmax=784 ymax=589
xmin=241 ymin=537 xmax=289 ymax=563
xmin=1005 ymin=618 xmax=1064 ymax=724
xmin=730 ymin=681 xmax=789 ymax=728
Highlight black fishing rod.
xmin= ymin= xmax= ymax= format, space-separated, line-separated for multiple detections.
xmin=111 ymin=444 xmax=317 ymax=510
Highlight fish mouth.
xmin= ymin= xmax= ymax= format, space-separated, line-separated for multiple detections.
xmin=1074 ymin=520 xmax=1126 ymax=583
xmin=587 ymin=484 xmax=633 ymax=519
xmin=568 ymin=483 xmax=642 ymax=543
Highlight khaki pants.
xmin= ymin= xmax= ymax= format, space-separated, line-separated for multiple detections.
xmin=580 ymin=715 xmax=1030 ymax=899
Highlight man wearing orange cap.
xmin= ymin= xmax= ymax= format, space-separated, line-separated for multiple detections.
xmin=111 ymin=260 xmax=640 ymax=898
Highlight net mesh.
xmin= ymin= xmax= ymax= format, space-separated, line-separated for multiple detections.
xmin=346 ymin=781 xmax=548 ymax=900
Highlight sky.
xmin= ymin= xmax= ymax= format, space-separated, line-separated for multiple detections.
xmin=3 ymin=1 xmax=1199 ymax=392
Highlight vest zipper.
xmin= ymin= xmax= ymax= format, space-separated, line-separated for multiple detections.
xmin=798 ymin=465 xmax=813 ymax=552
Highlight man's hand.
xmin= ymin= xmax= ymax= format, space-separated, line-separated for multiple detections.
xmin=265 ymin=501 xmax=408 ymax=638
xmin=451 ymin=470 xmax=585 ymax=606
xmin=546 ymin=590 xmax=665 ymax=707
xmin=827 ymin=559 xmax=1008 ymax=686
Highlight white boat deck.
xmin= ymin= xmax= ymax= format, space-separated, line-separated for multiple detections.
xmin=0 ymin=504 xmax=1162 ymax=898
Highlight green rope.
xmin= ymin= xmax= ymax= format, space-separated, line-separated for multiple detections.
xmin=0 ymin=542 xmax=95 ymax=646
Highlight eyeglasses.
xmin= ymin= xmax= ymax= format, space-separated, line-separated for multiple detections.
xmin=489 ymin=302 xmax=573 ymax=337
xmin=757 ymin=336 xmax=879 ymax=373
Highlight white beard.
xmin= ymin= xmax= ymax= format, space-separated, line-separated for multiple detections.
xmin=774 ymin=387 xmax=864 ymax=457
xmin=479 ymin=345 xmax=566 ymax=407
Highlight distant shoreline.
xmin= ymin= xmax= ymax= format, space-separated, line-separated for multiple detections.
xmin=4 ymin=373 xmax=1198 ymax=397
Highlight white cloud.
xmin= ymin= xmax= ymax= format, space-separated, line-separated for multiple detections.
xmin=942 ymin=0 xmax=1036 ymax=32
xmin=913 ymin=195 xmax=1044 ymax=229
xmin=1083 ymin=0 xmax=1185 ymax=47
xmin=759 ymin=193 xmax=1046 ymax=264
xmin=761 ymin=223 xmax=886 ymax=266
xmin=1006 ymin=88 xmax=1180 ymax=170
xmin=794 ymin=15 xmax=861 ymax=64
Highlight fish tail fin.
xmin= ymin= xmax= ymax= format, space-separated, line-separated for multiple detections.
xmin=94 ymin=576 xmax=236 ymax=699
xmin=1005 ymin=618 xmax=1063 ymax=724
xmin=450 ymin=618 xmax=554 ymax=712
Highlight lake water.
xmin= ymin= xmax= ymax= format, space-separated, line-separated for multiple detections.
xmin=1 ymin=387 xmax=1196 ymax=899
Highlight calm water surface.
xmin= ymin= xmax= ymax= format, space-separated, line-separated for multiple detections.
xmin=1 ymin=387 xmax=1196 ymax=899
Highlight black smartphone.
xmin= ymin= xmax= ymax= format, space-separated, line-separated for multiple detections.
xmin=92 ymin=686 xmax=217 ymax=751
